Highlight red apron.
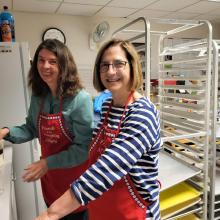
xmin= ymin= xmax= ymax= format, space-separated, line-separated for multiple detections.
xmin=38 ymin=97 xmax=87 ymax=212
xmin=88 ymin=92 xmax=148 ymax=220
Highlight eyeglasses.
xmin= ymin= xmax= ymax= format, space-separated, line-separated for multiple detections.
xmin=99 ymin=60 xmax=128 ymax=73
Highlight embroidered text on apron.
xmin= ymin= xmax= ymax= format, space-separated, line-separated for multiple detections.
xmin=38 ymin=97 xmax=87 ymax=212
xmin=88 ymin=92 xmax=148 ymax=220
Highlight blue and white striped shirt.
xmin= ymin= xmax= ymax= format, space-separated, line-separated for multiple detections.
xmin=71 ymin=96 xmax=162 ymax=219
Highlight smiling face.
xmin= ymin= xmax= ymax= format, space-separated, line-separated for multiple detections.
xmin=37 ymin=48 xmax=60 ymax=96
xmin=100 ymin=45 xmax=131 ymax=97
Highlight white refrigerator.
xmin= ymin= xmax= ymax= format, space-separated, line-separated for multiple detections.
xmin=0 ymin=42 xmax=45 ymax=219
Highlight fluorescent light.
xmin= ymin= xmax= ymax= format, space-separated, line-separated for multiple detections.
xmin=208 ymin=0 xmax=220 ymax=2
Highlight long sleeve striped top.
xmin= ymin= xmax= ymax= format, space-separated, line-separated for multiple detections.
xmin=71 ymin=96 xmax=162 ymax=219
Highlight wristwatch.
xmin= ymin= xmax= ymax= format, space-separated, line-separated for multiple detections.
xmin=42 ymin=27 xmax=66 ymax=44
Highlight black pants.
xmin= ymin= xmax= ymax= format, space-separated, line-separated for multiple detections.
xmin=60 ymin=210 xmax=88 ymax=220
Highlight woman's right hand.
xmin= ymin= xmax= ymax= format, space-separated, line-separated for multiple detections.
xmin=22 ymin=158 xmax=48 ymax=182
xmin=0 ymin=128 xmax=9 ymax=140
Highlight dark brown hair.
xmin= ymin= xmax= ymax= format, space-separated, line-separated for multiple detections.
xmin=28 ymin=39 xmax=83 ymax=97
xmin=93 ymin=38 xmax=143 ymax=92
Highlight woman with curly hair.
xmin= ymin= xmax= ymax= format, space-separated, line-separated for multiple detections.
xmin=0 ymin=39 xmax=93 ymax=220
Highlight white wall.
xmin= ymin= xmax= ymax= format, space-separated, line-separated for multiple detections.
xmin=13 ymin=12 xmax=220 ymax=93
xmin=13 ymin=12 xmax=131 ymax=64
xmin=13 ymin=12 xmax=131 ymax=96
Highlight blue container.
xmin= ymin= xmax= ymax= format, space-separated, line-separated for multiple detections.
xmin=0 ymin=6 xmax=15 ymax=42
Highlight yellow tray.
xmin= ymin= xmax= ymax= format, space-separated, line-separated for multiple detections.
xmin=176 ymin=213 xmax=200 ymax=220
xmin=160 ymin=182 xmax=201 ymax=211
xmin=161 ymin=197 xmax=201 ymax=219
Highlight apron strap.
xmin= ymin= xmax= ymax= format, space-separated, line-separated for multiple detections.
xmin=117 ymin=91 xmax=134 ymax=131
xmin=103 ymin=91 xmax=134 ymax=131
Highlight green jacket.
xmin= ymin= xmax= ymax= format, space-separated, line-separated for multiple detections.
xmin=4 ymin=89 xmax=93 ymax=169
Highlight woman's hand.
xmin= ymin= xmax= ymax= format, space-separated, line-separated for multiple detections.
xmin=22 ymin=158 xmax=48 ymax=182
xmin=0 ymin=127 xmax=9 ymax=140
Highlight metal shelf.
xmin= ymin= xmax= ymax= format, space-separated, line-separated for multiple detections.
xmin=209 ymin=40 xmax=220 ymax=219
xmin=158 ymin=151 xmax=201 ymax=191
xmin=113 ymin=18 xmax=213 ymax=220
xmin=216 ymin=172 xmax=220 ymax=196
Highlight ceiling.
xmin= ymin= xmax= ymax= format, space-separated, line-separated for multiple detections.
xmin=2 ymin=0 xmax=220 ymax=23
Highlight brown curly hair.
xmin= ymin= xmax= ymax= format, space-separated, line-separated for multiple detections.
xmin=28 ymin=39 xmax=83 ymax=97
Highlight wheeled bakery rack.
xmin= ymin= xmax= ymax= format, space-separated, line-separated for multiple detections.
xmin=112 ymin=18 xmax=213 ymax=220
xmin=113 ymin=17 xmax=151 ymax=97
xmin=209 ymin=39 xmax=220 ymax=220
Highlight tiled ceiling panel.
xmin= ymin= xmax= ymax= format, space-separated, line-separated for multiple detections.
xmin=13 ymin=0 xmax=61 ymax=13
xmin=0 ymin=0 xmax=220 ymax=23
xmin=128 ymin=9 xmax=171 ymax=19
xmin=194 ymin=13 xmax=220 ymax=21
xmin=161 ymin=12 xmax=201 ymax=20
xmin=179 ymin=1 xmax=220 ymax=13
xmin=210 ymin=7 xmax=220 ymax=15
xmin=57 ymin=3 xmax=102 ymax=16
xmin=63 ymin=0 xmax=109 ymax=5
xmin=95 ymin=6 xmax=136 ymax=18
xmin=107 ymin=0 xmax=157 ymax=9
xmin=146 ymin=0 xmax=201 ymax=11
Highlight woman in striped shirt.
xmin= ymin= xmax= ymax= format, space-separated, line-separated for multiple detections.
xmin=35 ymin=39 xmax=162 ymax=220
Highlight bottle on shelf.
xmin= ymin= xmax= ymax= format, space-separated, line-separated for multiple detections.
xmin=0 ymin=6 xmax=15 ymax=42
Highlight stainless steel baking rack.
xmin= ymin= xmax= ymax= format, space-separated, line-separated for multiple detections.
xmin=112 ymin=18 xmax=213 ymax=220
